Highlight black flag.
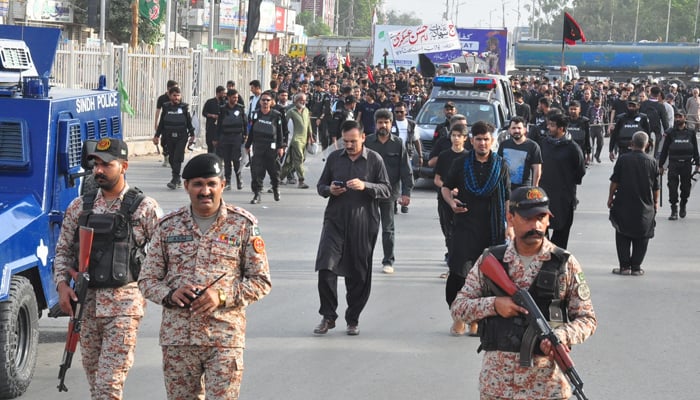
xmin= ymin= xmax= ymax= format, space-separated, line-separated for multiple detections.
xmin=563 ymin=12 xmax=586 ymax=45
xmin=418 ymin=54 xmax=436 ymax=78
xmin=243 ymin=0 xmax=262 ymax=54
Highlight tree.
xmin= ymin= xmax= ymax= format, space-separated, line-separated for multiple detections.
xmin=528 ymin=0 xmax=700 ymax=43
xmin=382 ymin=10 xmax=422 ymax=26
xmin=336 ymin=0 xmax=380 ymax=36
xmin=72 ymin=0 xmax=162 ymax=45
xmin=297 ymin=11 xmax=333 ymax=36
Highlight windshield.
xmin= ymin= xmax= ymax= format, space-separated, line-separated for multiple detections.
xmin=416 ymin=100 xmax=497 ymax=127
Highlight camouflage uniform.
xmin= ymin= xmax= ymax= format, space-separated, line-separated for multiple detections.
xmin=451 ymin=239 xmax=597 ymax=400
xmin=138 ymin=202 xmax=271 ymax=400
xmin=54 ymin=185 xmax=160 ymax=400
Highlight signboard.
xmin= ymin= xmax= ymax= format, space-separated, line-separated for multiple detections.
xmin=26 ymin=0 xmax=73 ymax=23
xmin=374 ymin=26 xmax=507 ymax=74
xmin=388 ymin=22 xmax=460 ymax=56
xmin=258 ymin=1 xmax=277 ymax=33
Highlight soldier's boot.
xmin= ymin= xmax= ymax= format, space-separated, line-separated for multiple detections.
xmin=166 ymin=173 xmax=177 ymax=190
xmin=680 ymin=200 xmax=687 ymax=218
xmin=250 ymin=192 xmax=261 ymax=204
xmin=236 ymin=172 xmax=243 ymax=190
xmin=669 ymin=204 xmax=678 ymax=220
xmin=273 ymin=187 xmax=281 ymax=201
xmin=298 ymin=179 xmax=309 ymax=189
xmin=162 ymin=154 xmax=169 ymax=167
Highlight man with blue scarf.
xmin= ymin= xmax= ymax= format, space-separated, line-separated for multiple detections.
xmin=441 ymin=121 xmax=511 ymax=336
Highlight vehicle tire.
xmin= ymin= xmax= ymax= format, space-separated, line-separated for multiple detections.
xmin=0 ymin=276 xmax=39 ymax=399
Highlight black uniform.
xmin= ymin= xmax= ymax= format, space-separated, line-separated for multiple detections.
xmin=309 ymin=89 xmax=331 ymax=148
xmin=246 ymin=109 xmax=285 ymax=195
xmin=610 ymin=112 xmax=651 ymax=156
xmin=568 ymin=116 xmax=591 ymax=158
xmin=640 ymin=99 xmax=669 ymax=154
xmin=156 ymin=101 xmax=195 ymax=186
xmin=658 ymin=126 xmax=700 ymax=210
xmin=202 ymin=96 xmax=224 ymax=153
xmin=216 ymin=103 xmax=248 ymax=189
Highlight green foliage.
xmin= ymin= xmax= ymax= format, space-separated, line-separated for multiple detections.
xmin=297 ymin=11 xmax=333 ymax=36
xmin=72 ymin=0 xmax=162 ymax=45
xmin=336 ymin=0 xmax=381 ymax=36
xmin=529 ymin=0 xmax=700 ymax=43
xmin=382 ymin=10 xmax=422 ymax=26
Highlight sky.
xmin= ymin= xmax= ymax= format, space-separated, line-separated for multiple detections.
xmin=381 ymin=0 xmax=531 ymax=32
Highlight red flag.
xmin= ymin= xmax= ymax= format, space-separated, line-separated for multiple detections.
xmin=345 ymin=53 xmax=351 ymax=67
xmin=366 ymin=66 xmax=375 ymax=84
xmin=563 ymin=12 xmax=586 ymax=45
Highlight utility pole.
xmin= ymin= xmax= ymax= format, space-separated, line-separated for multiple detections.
xmin=131 ymin=0 xmax=139 ymax=48
xmin=347 ymin=0 xmax=354 ymax=36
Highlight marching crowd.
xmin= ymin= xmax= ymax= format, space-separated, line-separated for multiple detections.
xmin=53 ymin=55 xmax=699 ymax=399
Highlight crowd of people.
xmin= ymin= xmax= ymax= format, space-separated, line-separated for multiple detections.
xmin=53 ymin=54 xmax=700 ymax=399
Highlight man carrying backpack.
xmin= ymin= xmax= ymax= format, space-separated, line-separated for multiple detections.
xmin=54 ymin=138 xmax=161 ymax=399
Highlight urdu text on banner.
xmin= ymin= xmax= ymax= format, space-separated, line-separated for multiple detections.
xmin=388 ymin=22 xmax=461 ymax=57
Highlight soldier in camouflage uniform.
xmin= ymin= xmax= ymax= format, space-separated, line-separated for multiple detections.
xmin=139 ymin=153 xmax=272 ymax=400
xmin=54 ymin=138 xmax=161 ymax=400
xmin=451 ymin=186 xmax=597 ymax=400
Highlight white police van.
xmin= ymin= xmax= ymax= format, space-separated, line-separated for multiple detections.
xmin=414 ymin=74 xmax=516 ymax=178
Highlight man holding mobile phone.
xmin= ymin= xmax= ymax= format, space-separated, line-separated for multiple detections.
xmin=312 ymin=120 xmax=391 ymax=336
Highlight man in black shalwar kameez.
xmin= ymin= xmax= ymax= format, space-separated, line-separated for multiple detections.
xmin=608 ymin=131 xmax=659 ymax=276
xmin=313 ymin=120 xmax=392 ymax=336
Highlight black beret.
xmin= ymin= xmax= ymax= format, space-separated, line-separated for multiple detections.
xmin=182 ymin=154 xmax=224 ymax=180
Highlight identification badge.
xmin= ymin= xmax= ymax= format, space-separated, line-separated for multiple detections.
xmin=577 ymin=283 xmax=591 ymax=301
xmin=177 ymin=108 xmax=183 ymax=114
xmin=252 ymin=237 xmax=265 ymax=253
xmin=234 ymin=110 xmax=240 ymax=116
xmin=271 ymin=142 xmax=276 ymax=149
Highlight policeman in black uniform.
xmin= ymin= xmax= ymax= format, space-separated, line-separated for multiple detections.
xmin=658 ymin=111 xmax=700 ymax=220
xmin=567 ymin=100 xmax=591 ymax=164
xmin=215 ymin=89 xmax=248 ymax=190
xmin=202 ymin=85 xmax=226 ymax=153
xmin=309 ymin=80 xmax=331 ymax=148
xmin=154 ymin=86 xmax=195 ymax=189
xmin=328 ymin=95 xmax=357 ymax=149
xmin=609 ymin=95 xmax=651 ymax=161
xmin=245 ymin=91 xmax=286 ymax=204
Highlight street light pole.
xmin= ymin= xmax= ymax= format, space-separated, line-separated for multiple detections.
xmin=633 ymin=0 xmax=640 ymax=42
xmin=665 ymin=0 xmax=672 ymax=42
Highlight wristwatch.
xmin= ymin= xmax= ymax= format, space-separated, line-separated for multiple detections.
xmin=217 ymin=289 xmax=227 ymax=308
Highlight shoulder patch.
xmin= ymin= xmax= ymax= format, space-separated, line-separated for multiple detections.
xmin=159 ymin=207 xmax=188 ymax=224
xmin=231 ymin=206 xmax=258 ymax=225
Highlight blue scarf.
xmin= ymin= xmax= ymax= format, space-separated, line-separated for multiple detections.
xmin=463 ymin=151 xmax=507 ymax=244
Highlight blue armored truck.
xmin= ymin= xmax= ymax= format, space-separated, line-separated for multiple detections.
xmin=0 ymin=26 xmax=122 ymax=398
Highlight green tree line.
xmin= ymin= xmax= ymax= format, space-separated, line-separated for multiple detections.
xmin=528 ymin=0 xmax=700 ymax=43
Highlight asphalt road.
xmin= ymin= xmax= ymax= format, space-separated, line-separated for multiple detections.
xmin=26 ymin=147 xmax=700 ymax=400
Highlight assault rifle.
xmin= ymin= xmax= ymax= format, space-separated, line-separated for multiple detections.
xmin=57 ymin=226 xmax=94 ymax=392
xmin=480 ymin=253 xmax=589 ymax=400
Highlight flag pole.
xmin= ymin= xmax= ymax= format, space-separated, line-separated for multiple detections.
xmin=561 ymin=13 xmax=566 ymax=76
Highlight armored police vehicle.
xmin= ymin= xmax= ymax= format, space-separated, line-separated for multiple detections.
xmin=0 ymin=25 xmax=122 ymax=398
xmin=414 ymin=74 xmax=516 ymax=179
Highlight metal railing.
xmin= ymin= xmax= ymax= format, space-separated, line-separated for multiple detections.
xmin=52 ymin=42 xmax=271 ymax=142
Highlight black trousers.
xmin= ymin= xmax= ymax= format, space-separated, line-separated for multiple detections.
xmin=445 ymin=273 xmax=466 ymax=308
xmin=437 ymin=198 xmax=454 ymax=254
xmin=205 ymin=127 xmax=217 ymax=153
xmin=164 ymin=134 xmax=187 ymax=180
xmin=216 ymin=134 xmax=243 ymax=182
xmin=667 ymin=161 xmax=692 ymax=205
xmin=317 ymin=269 xmax=372 ymax=326
xmin=378 ymin=198 xmax=396 ymax=266
xmin=590 ymin=125 xmax=605 ymax=159
xmin=250 ymin=145 xmax=280 ymax=193
xmin=615 ymin=232 xmax=650 ymax=270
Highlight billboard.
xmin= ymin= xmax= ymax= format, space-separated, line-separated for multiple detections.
xmin=373 ymin=26 xmax=507 ymax=74
xmin=26 ymin=0 xmax=73 ymax=23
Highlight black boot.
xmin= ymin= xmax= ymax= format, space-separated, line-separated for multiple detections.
xmin=680 ymin=200 xmax=687 ymax=218
xmin=250 ymin=192 xmax=261 ymax=204
xmin=273 ymin=187 xmax=280 ymax=201
xmin=236 ymin=172 xmax=243 ymax=190
xmin=669 ymin=204 xmax=678 ymax=220
xmin=166 ymin=174 xmax=180 ymax=190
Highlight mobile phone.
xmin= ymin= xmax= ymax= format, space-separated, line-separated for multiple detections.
xmin=332 ymin=180 xmax=346 ymax=188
